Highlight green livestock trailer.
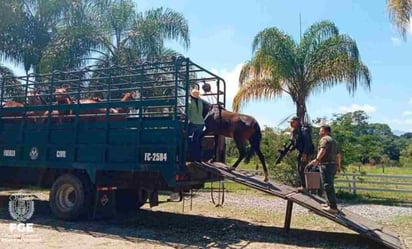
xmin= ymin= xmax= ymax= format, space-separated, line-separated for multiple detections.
xmin=0 ymin=57 xmax=226 ymax=220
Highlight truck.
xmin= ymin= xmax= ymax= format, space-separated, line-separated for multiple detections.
xmin=0 ymin=56 xmax=226 ymax=220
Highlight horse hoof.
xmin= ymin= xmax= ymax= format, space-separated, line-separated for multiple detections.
xmin=263 ymin=178 xmax=269 ymax=182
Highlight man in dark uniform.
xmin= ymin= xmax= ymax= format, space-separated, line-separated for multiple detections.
xmin=289 ymin=116 xmax=315 ymax=190
xmin=310 ymin=125 xmax=341 ymax=214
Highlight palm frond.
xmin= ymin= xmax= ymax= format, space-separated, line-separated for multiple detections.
xmin=232 ymin=78 xmax=284 ymax=112
xmin=239 ymin=50 xmax=277 ymax=86
xmin=387 ymin=0 xmax=412 ymax=39
xmin=140 ymin=7 xmax=190 ymax=50
xmin=299 ymin=20 xmax=339 ymax=66
xmin=252 ymin=27 xmax=299 ymax=80
xmin=305 ymin=34 xmax=370 ymax=95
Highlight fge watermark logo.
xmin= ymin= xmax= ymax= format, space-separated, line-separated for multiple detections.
xmin=8 ymin=191 xmax=36 ymax=233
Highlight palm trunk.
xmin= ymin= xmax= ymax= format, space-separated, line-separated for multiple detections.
xmin=296 ymin=101 xmax=306 ymax=124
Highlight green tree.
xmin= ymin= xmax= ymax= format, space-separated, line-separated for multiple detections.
xmin=89 ymin=0 xmax=190 ymax=66
xmin=400 ymin=144 xmax=412 ymax=167
xmin=38 ymin=0 xmax=103 ymax=72
xmin=0 ymin=65 xmax=23 ymax=101
xmin=401 ymin=132 xmax=412 ymax=139
xmin=329 ymin=114 xmax=360 ymax=165
xmin=233 ymin=20 xmax=371 ymax=122
xmin=0 ymin=0 xmax=92 ymax=74
xmin=367 ymin=123 xmax=401 ymax=161
xmin=81 ymin=0 xmax=190 ymax=100
xmin=0 ymin=0 xmax=189 ymax=75
xmin=329 ymin=110 xmax=408 ymax=166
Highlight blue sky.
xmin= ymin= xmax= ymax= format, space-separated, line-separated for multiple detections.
xmin=5 ymin=0 xmax=412 ymax=133
xmin=136 ymin=0 xmax=412 ymax=133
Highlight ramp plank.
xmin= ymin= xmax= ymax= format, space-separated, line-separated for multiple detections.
xmin=193 ymin=162 xmax=405 ymax=249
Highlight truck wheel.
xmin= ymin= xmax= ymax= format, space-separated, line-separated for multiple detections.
xmin=49 ymin=174 xmax=91 ymax=220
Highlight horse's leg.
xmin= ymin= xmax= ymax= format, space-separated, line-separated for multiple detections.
xmin=229 ymin=135 xmax=246 ymax=171
xmin=255 ymin=147 xmax=268 ymax=182
xmin=250 ymin=130 xmax=269 ymax=182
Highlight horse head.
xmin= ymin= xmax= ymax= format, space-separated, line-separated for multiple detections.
xmin=203 ymin=103 xmax=225 ymax=126
xmin=121 ymin=91 xmax=139 ymax=102
xmin=54 ymin=86 xmax=72 ymax=104
xmin=27 ymin=89 xmax=47 ymax=105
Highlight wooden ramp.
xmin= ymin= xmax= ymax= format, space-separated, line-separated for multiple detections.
xmin=193 ymin=161 xmax=405 ymax=249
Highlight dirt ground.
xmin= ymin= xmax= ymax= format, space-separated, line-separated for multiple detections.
xmin=0 ymin=190 xmax=410 ymax=249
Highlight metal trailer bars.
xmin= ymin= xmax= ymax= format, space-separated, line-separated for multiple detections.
xmin=0 ymin=57 xmax=226 ymax=124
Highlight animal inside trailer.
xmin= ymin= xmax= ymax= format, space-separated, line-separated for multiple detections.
xmin=0 ymin=57 xmax=226 ymax=220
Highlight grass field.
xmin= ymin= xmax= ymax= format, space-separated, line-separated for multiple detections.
xmin=219 ymin=159 xmax=412 ymax=204
xmin=345 ymin=164 xmax=412 ymax=175
xmin=335 ymin=165 xmax=412 ymax=204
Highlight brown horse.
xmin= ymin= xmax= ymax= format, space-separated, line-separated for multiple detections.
xmin=106 ymin=91 xmax=137 ymax=121
xmin=26 ymin=89 xmax=48 ymax=123
xmin=116 ymin=92 xmax=136 ymax=113
xmin=49 ymin=86 xmax=118 ymax=122
xmin=2 ymin=89 xmax=48 ymax=123
xmin=1 ymin=100 xmax=24 ymax=123
xmin=201 ymin=102 xmax=269 ymax=182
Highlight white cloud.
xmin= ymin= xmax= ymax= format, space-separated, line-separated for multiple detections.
xmin=338 ymin=104 xmax=376 ymax=114
xmin=209 ymin=63 xmax=244 ymax=109
xmin=391 ymin=37 xmax=402 ymax=46
xmin=403 ymin=111 xmax=412 ymax=116
xmin=385 ymin=118 xmax=412 ymax=125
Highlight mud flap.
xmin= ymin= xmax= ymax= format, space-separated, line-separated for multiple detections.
xmin=91 ymin=189 xmax=116 ymax=219
xmin=148 ymin=189 xmax=159 ymax=208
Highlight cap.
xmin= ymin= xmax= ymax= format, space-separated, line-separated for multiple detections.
xmin=289 ymin=116 xmax=300 ymax=122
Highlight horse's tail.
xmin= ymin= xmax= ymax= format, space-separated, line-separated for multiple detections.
xmin=244 ymin=121 xmax=262 ymax=164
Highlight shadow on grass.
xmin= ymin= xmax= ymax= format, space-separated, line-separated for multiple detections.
xmin=337 ymin=190 xmax=412 ymax=207
xmin=0 ymin=196 xmax=387 ymax=249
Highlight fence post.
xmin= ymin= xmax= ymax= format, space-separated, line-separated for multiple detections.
xmin=352 ymin=175 xmax=357 ymax=195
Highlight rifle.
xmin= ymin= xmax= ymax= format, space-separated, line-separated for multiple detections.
xmin=275 ymin=140 xmax=295 ymax=165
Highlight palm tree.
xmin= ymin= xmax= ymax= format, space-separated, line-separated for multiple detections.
xmin=38 ymin=0 xmax=103 ymax=73
xmin=0 ymin=0 xmax=101 ymax=75
xmin=233 ymin=20 xmax=371 ymax=123
xmin=0 ymin=65 xmax=23 ymax=101
xmin=90 ymin=0 xmax=190 ymax=66
xmin=387 ymin=0 xmax=412 ymax=39
xmin=84 ymin=0 xmax=190 ymax=99
xmin=0 ymin=0 xmax=189 ymax=74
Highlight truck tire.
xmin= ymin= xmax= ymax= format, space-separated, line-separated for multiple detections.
xmin=49 ymin=174 xmax=92 ymax=220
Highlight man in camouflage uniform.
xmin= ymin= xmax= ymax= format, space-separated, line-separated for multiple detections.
xmin=310 ymin=125 xmax=341 ymax=214
xmin=289 ymin=116 xmax=315 ymax=190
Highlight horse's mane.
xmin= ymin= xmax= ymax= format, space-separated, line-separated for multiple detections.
xmin=211 ymin=103 xmax=227 ymax=111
